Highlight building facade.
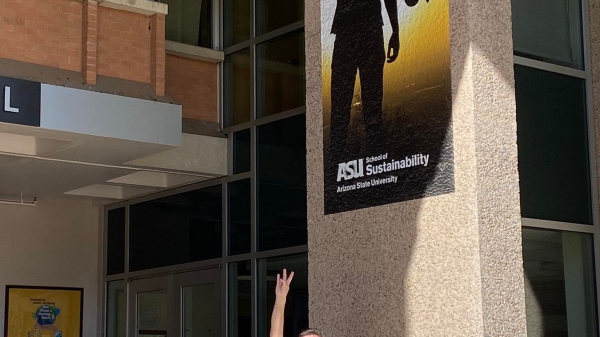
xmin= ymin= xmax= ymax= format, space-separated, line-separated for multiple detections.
xmin=0 ymin=0 xmax=597 ymax=336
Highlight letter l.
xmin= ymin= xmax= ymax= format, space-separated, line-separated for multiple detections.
xmin=4 ymin=86 xmax=19 ymax=113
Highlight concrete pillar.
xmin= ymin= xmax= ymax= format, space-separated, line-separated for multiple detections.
xmin=304 ymin=0 xmax=527 ymax=335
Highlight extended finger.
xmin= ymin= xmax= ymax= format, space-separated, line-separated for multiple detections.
xmin=277 ymin=273 xmax=281 ymax=285
xmin=283 ymin=269 xmax=287 ymax=282
xmin=287 ymin=271 xmax=295 ymax=285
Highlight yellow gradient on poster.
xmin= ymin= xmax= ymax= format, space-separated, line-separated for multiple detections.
xmin=322 ymin=0 xmax=451 ymax=122
xmin=6 ymin=288 xmax=82 ymax=337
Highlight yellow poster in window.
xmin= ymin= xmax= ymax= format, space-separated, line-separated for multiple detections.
xmin=4 ymin=287 xmax=83 ymax=337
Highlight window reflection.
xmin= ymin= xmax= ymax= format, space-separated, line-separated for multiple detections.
xmin=258 ymin=115 xmax=307 ymax=251
xmin=511 ymin=0 xmax=583 ymax=69
xmin=107 ymin=208 xmax=125 ymax=275
xmin=163 ymin=0 xmax=212 ymax=48
xmin=229 ymin=261 xmax=252 ymax=337
xmin=225 ymin=49 xmax=252 ymax=126
xmin=523 ymin=228 xmax=597 ymax=336
xmin=234 ymin=129 xmax=251 ymax=174
xmin=256 ymin=32 xmax=306 ymax=118
xmin=224 ymin=0 xmax=251 ymax=48
xmin=515 ymin=65 xmax=592 ymax=225
xmin=255 ymin=0 xmax=304 ymax=35
xmin=129 ymin=185 xmax=222 ymax=271
xmin=229 ymin=179 xmax=251 ymax=255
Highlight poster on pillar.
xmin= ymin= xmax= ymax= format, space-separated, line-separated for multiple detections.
xmin=4 ymin=286 xmax=83 ymax=337
xmin=322 ymin=0 xmax=454 ymax=214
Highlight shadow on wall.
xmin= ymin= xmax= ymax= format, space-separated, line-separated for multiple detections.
xmin=307 ymin=0 xmax=519 ymax=335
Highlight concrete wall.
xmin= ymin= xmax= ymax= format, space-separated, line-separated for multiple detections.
xmin=0 ymin=198 xmax=100 ymax=336
xmin=305 ymin=0 xmax=527 ymax=336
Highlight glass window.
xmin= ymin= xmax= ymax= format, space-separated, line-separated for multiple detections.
xmin=229 ymin=261 xmax=252 ymax=337
xmin=523 ymin=228 xmax=597 ymax=336
xmin=257 ymin=115 xmax=307 ymax=251
xmin=511 ymin=0 xmax=583 ymax=69
xmin=258 ymin=254 xmax=308 ymax=337
xmin=107 ymin=208 xmax=125 ymax=275
xmin=129 ymin=185 xmax=222 ymax=271
xmin=255 ymin=0 xmax=304 ymax=36
xmin=225 ymin=49 xmax=252 ymax=126
xmin=164 ymin=0 xmax=212 ymax=48
xmin=106 ymin=280 xmax=126 ymax=337
xmin=224 ymin=0 xmax=251 ymax=48
xmin=234 ymin=129 xmax=251 ymax=174
xmin=229 ymin=179 xmax=251 ymax=255
xmin=515 ymin=65 xmax=592 ymax=225
xmin=256 ymin=32 xmax=305 ymax=118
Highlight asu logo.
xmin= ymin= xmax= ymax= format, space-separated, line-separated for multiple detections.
xmin=337 ymin=159 xmax=364 ymax=182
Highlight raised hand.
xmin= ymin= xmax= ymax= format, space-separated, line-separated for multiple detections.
xmin=270 ymin=269 xmax=295 ymax=337
xmin=275 ymin=268 xmax=295 ymax=298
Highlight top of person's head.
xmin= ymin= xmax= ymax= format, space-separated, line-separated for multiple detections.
xmin=299 ymin=329 xmax=324 ymax=337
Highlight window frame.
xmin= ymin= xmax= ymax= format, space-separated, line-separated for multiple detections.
xmin=100 ymin=0 xmax=308 ymax=336
xmin=515 ymin=0 xmax=600 ymax=332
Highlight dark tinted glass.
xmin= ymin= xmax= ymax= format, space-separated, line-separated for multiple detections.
xmin=234 ymin=129 xmax=251 ymax=174
xmin=258 ymin=254 xmax=308 ymax=337
xmin=511 ymin=0 xmax=583 ymax=69
xmin=225 ymin=49 xmax=252 ymax=126
xmin=229 ymin=261 xmax=252 ymax=337
xmin=164 ymin=0 xmax=212 ymax=48
xmin=255 ymin=0 xmax=304 ymax=35
xmin=515 ymin=65 xmax=592 ymax=224
xmin=224 ymin=0 xmax=250 ymax=47
xmin=129 ymin=185 xmax=222 ymax=271
xmin=257 ymin=115 xmax=307 ymax=251
xmin=106 ymin=280 xmax=126 ymax=337
xmin=523 ymin=228 xmax=597 ymax=336
xmin=229 ymin=179 xmax=251 ymax=255
xmin=107 ymin=208 xmax=125 ymax=275
xmin=256 ymin=32 xmax=305 ymax=118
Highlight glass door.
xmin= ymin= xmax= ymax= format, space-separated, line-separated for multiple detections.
xmin=175 ymin=269 xmax=222 ymax=337
xmin=128 ymin=268 xmax=221 ymax=337
xmin=129 ymin=276 xmax=172 ymax=337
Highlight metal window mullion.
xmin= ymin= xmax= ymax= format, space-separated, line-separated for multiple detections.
xmin=101 ymin=209 xmax=107 ymax=337
xmin=253 ymin=21 xmax=305 ymax=45
xmin=228 ymin=133 xmax=234 ymax=176
xmin=250 ymin=124 xmax=258 ymax=337
xmin=124 ymin=205 xmax=131 ymax=337
xmin=250 ymin=2 xmax=258 ymax=335
xmin=513 ymin=55 xmax=586 ymax=78
xmin=222 ymin=106 xmax=306 ymax=134
xmin=521 ymin=218 xmax=596 ymax=234
xmin=580 ymin=0 xmax=600 ymax=334
xmin=222 ymin=181 xmax=229 ymax=337
xmin=223 ymin=172 xmax=252 ymax=183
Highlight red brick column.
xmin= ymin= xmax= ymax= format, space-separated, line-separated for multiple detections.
xmin=151 ymin=14 xmax=165 ymax=96
xmin=82 ymin=0 xmax=98 ymax=84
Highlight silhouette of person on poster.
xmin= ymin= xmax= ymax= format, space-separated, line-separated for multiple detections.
xmin=329 ymin=0 xmax=399 ymax=163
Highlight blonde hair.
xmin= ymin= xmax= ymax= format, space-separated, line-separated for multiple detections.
xmin=299 ymin=329 xmax=324 ymax=337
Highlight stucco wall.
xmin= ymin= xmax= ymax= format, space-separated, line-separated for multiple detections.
xmin=0 ymin=198 xmax=100 ymax=336
xmin=305 ymin=0 xmax=526 ymax=335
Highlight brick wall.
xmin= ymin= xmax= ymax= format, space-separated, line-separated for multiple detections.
xmin=0 ymin=0 xmax=82 ymax=71
xmin=97 ymin=6 xmax=151 ymax=84
xmin=166 ymin=54 xmax=218 ymax=122
xmin=0 ymin=0 xmax=220 ymax=112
